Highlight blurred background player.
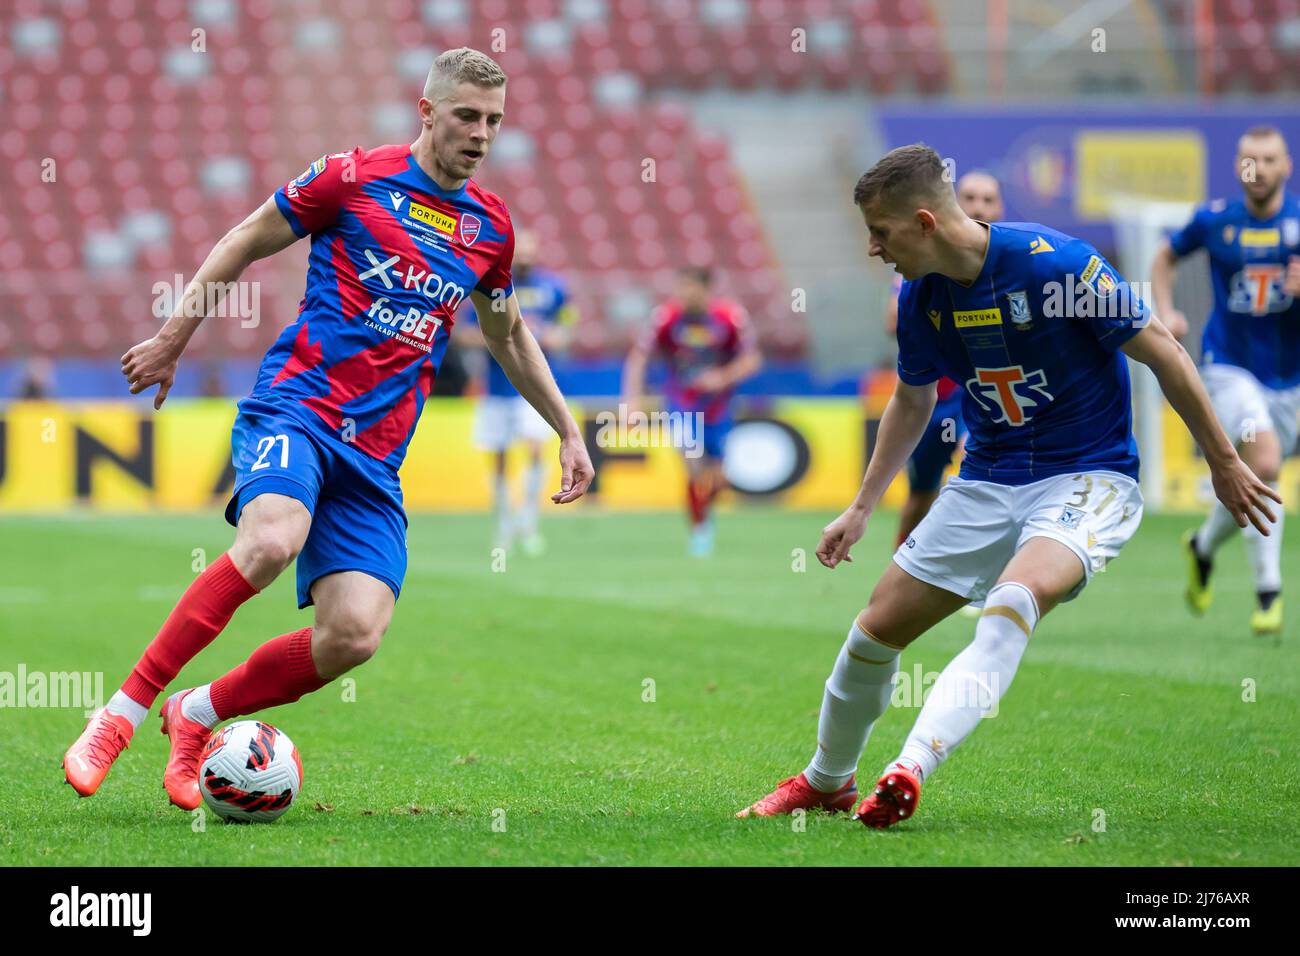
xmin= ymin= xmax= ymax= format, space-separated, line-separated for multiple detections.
xmin=622 ymin=266 xmax=762 ymax=557
xmin=1152 ymin=125 xmax=1300 ymax=636
xmin=885 ymin=170 xmax=1004 ymax=548
xmin=468 ymin=228 xmax=576 ymax=554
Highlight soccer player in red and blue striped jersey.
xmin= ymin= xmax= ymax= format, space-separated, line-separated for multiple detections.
xmin=64 ymin=49 xmax=594 ymax=810
xmin=622 ymin=267 xmax=762 ymax=556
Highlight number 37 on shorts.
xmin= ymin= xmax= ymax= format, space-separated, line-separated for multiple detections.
xmin=1043 ymin=471 xmax=1145 ymax=576
xmin=895 ymin=469 xmax=1144 ymax=603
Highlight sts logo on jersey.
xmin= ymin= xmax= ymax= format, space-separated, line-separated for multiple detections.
xmin=1228 ymin=264 xmax=1292 ymax=315
xmin=965 ymin=365 xmax=1053 ymax=426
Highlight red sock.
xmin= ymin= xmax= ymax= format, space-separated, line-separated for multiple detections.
xmin=120 ymin=553 xmax=259 ymax=708
xmin=687 ymin=477 xmax=707 ymax=525
xmin=209 ymin=627 xmax=328 ymax=721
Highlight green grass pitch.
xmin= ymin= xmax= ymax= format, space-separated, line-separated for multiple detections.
xmin=1 ymin=508 xmax=1295 ymax=866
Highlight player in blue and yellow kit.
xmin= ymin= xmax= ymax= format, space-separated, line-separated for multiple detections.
xmin=1152 ymin=125 xmax=1300 ymax=636
xmin=468 ymin=229 xmax=576 ymax=554
xmin=885 ymin=170 xmax=1004 ymax=548
xmin=739 ymin=144 xmax=1279 ymax=829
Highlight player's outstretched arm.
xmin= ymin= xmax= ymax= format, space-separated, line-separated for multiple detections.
xmin=817 ymin=378 xmax=936 ymax=569
xmin=472 ymin=289 xmax=593 ymax=503
xmin=121 ymin=197 xmax=300 ymax=408
xmin=1121 ymin=317 xmax=1282 ymax=533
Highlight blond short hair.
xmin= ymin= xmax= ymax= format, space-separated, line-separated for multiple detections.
xmin=424 ymin=47 xmax=507 ymax=103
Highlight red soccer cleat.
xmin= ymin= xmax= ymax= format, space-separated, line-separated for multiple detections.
xmin=63 ymin=708 xmax=134 ymax=797
xmin=853 ymin=766 xmax=922 ymax=829
xmin=160 ymin=689 xmax=213 ymax=811
xmin=736 ymin=772 xmax=858 ymax=818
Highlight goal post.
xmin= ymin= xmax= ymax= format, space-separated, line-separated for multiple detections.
xmin=1108 ymin=198 xmax=1201 ymax=511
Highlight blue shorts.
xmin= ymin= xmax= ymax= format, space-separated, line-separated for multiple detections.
xmin=671 ymin=404 xmax=732 ymax=460
xmin=907 ymin=392 xmax=965 ymax=494
xmin=224 ymin=399 xmax=408 ymax=609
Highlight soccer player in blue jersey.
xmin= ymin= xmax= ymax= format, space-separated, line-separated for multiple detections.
xmin=469 ymin=229 xmax=575 ymax=554
xmin=885 ymin=170 xmax=1004 ymax=549
xmin=1152 ymin=125 xmax=1300 ymax=636
xmin=738 ymin=144 xmax=1280 ymax=828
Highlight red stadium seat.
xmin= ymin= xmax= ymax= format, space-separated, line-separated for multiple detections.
xmin=1 ymin=0 xmax=802 ymax=361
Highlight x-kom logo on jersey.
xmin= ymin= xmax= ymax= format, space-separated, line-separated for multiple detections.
xmin=358 ymin=249 xmax=401 ymax=288
xmin=965 ymin=365 xmax=1053 ymax=426
xmin=357 ymin=248 xmax=467 ymax=307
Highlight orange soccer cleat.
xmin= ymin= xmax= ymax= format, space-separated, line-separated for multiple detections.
xmin=63 ymin=708 xmax=134 ymax=797
xmin=160 ymin=689 xmax=213 ymax=811
xmin=736 ymin=772 xmax=858 ymax=818
xmin=853 ymin=766 xmax=922 ymax=829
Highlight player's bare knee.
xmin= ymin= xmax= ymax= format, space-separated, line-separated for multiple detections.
xmin=1253 ymin=450 xmax=1282 ymax=483
xmin=854 ymin=607 xmax=911 ymax=652
xmin=234 ymin=526 xmax=302 ymax=578
xmin=314 ymin=614 xmax=386 ymax=673
xmin=1240 ymin=433 xmax=1282 ymax=482
xmin=992 ymin=579 xmax=1056 ymax=621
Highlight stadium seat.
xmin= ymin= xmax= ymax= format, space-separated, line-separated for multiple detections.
xmin=1 ymin=0 xmax=972 ymax=359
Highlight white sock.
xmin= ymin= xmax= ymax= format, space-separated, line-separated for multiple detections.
xmin=1243 ymin=482 xmax=1283 ymax=593
xmin=105 ymin=690 xmax=149 ymax=729
xmin=519 ymin=460 xmax=544 ymax=537
xmin=493 ymin=474 xmax=512 ymax=544
xmin=1195 ymin=501 xmax=1239 ymax=558
xmin=889 ymin=581 xmax=1039 ymax=783
xmin=180 ymin=684 xmax=218 ymax=729
xmin=804 ymin=621 xmax=901 ymax=793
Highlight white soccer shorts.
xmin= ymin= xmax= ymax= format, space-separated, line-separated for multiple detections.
xmin=473 ymin=396 xmax=554 ymax=452
xmin=893 ymin=470 xmax=1145 ymax=603
xmin=1201 ymin=362 xmax=1300 ymax=458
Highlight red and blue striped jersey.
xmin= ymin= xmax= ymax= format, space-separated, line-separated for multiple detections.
xmin=639 ymin=298 xmax=754 ymax=422
xmin=257 ymin=144 xmax=515 ymax=468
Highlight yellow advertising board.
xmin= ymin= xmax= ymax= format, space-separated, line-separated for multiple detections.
xmin=0 ymin=398 xmax=1295 ymax=514
xmin=1074 ymin=130 xmax=1206 ymax=221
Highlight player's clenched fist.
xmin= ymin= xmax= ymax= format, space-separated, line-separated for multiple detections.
xmin=1160 ymin=308 xmax=1189 ymax=340
xmin=120 ymin=335 xmax=182 ymax=409
xmin=1284 ymin=255 xmax=1300 ymax=298
xmin=816 ymin=505 xmax=870 ymax=569
xmin=552 ymin=434 xmax=595 ymax=504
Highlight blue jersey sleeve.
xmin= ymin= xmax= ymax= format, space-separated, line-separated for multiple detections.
xmin=1167 ymin=204 xmax=1211 ymax=258
xmin=1049 ymin=239 xmax=1151 ymax=352
xmin=551 ymin=277 xmax=578 ymax=325
xmin=895 ymin=280 xmax=941 ymax=385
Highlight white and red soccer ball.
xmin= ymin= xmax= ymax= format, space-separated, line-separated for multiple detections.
xmin=199 ymin=721 xmax=303 ymax=823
